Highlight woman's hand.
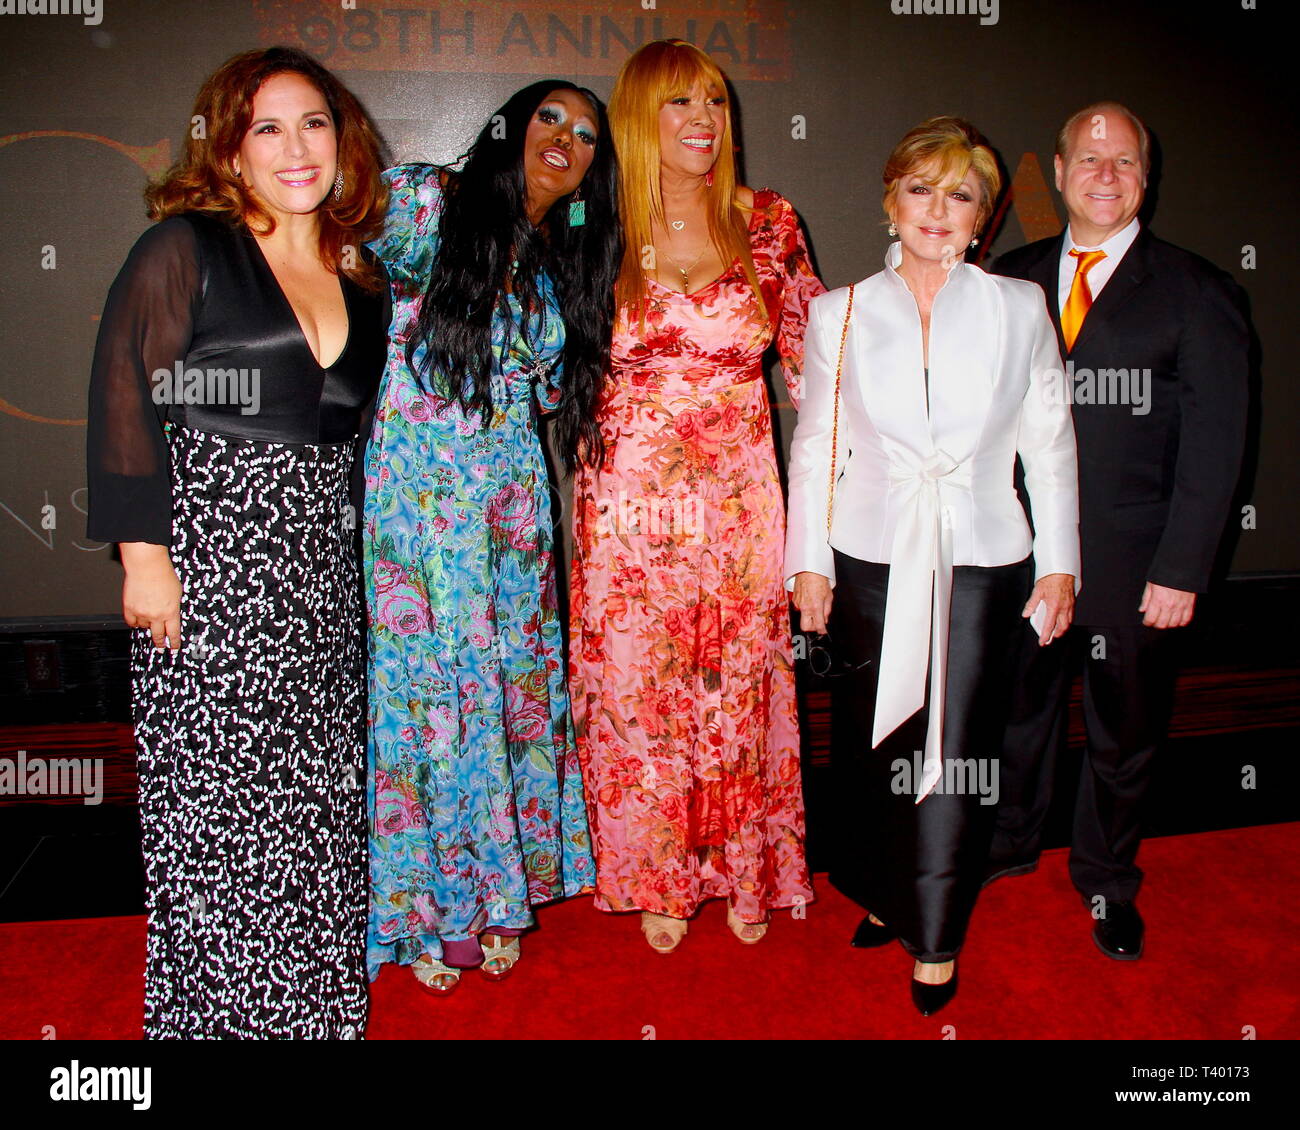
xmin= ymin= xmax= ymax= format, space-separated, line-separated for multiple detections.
xmin=121 ymin=542 xmax=182 ymax=650
xmin=792 ymin=571 xmax=833 ymax=635
xmin=1023 ymin=572 xmax=1074 ymax=646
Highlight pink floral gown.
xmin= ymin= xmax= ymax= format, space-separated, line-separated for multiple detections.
xmin=569 ymin=189 xmax=825 ymax=924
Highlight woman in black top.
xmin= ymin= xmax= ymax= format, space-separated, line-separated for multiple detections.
xmin=86 ymin=47 xmax=389 ymax=1039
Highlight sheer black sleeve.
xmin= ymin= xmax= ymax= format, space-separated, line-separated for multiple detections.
xmin=86 ymin=217 xmax=201 ymax=546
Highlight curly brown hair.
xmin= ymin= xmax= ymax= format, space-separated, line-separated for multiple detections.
xmin=145 ymin=46 xmax=388 ymax=290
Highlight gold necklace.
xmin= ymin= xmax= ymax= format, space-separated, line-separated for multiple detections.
xmin=657 ymin=240 xmax=710 ymax=292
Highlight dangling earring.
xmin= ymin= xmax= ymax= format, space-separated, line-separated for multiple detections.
xmin=569 ymin=186 xmax=586 ymax=227
xmin=969 ymin=237 xmax=979 ymax=249
xmin=332 ymin=169 xmax=345 ymax=201
xmin=888 ymin=222 xmax=898 ymax=237
xmin=705 ymin=169 xmax=714 ymax=188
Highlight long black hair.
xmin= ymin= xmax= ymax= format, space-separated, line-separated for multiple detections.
xmin=406 ymin=80 xmax=620 ymax=471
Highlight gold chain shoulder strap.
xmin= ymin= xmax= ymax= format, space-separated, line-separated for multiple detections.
xmin=826 ymin=283 xmax=855 ymax=536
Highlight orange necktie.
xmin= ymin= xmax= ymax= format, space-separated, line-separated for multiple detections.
xmin=1061 ymin=248 xmax=1106 ymax=351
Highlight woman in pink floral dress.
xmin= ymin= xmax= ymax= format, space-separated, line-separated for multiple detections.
xmin=569 ymin=41 xmax=825 ymax=952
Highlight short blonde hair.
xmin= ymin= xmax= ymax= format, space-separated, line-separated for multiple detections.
xmin=1055 ymin=101 xmax=1150 ymax=171
xmin=882 ymin=116 xmax=1001 ymax=232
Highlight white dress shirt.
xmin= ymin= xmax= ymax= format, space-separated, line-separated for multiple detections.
xmin=1056 ymin=217 xmax=1141 ymax=313
xmin=784 ymin=243 xmax=1080 ymax=800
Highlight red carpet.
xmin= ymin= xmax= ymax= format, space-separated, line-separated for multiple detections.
xmin=3 ymin=823 xmax=1298 ymax=1040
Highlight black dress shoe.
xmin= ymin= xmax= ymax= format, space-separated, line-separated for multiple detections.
xmin=981 ymin=857 xmax=1038 ymax=889
xmin=911 ymin=967 xmax=959 ymax=1016
xmin=1092 ymin=899 xmax=1144 ymax=960
xmin=850 ymin=914 xmax=896 ymax=948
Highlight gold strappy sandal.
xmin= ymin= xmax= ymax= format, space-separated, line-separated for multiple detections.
xmin=727 ymin=905 xmax=768 ymax=945
xmin=640 ymin=911 xmax=688 ymax=954
xmin=480 ymin=934 xmax=522 ymax=981
xmin=412 ymin=954 xmax=460 ymax=995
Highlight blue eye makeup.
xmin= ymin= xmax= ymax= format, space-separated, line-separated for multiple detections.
xmin=537 ymin=103 xmax=597 ymax=145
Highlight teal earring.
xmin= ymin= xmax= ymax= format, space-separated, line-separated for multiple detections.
xmin=569 ymin=187 xmax=586 ymax=227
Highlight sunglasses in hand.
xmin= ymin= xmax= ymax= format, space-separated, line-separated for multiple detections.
xmin=805 ymin=630 xmax=874 ymax=679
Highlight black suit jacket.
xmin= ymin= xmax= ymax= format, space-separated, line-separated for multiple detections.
xmin=993 ymin=228 xmax=1248 ymax=625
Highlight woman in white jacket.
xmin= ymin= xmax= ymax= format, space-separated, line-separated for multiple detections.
xmin=786 ymin=117 xmax=1080 ymax=1015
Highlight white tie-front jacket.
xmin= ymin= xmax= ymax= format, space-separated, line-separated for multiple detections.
xmin=784 ymin=243 xmax=1081 ymax=799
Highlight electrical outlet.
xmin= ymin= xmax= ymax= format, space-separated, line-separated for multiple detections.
xmin=24 ymin=640 xmax=61 ymax=692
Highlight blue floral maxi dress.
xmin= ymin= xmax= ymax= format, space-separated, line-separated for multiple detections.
xmin=363 ymin=164 xmax=594 ymax=977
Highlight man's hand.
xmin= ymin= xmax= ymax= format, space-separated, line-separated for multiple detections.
xmin=1139 ymin=582 xmax=1196 ymax=629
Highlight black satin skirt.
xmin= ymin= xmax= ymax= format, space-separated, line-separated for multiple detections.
xmin=828 ymin=550 xmax=1032 ymax=961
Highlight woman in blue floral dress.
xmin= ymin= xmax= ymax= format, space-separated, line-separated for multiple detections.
xmin=364 ymin=81 xmax=621 ymax=992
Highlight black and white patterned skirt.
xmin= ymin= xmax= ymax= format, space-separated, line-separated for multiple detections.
xmin=133 ymin=426 xmax=368 ymax=1039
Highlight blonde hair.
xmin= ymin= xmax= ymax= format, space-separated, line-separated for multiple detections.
xmin=1055 ymin=100 xmax=1150 ymax=171
xmin=609 ymin=39 xmax=765 ymax=326
xmin=882 ymin=116 xmax=1002 ymax=232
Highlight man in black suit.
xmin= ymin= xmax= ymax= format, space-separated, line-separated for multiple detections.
xmin=987 ymin=101 xmax=1248 ymax=959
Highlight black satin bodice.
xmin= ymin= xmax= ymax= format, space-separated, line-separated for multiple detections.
xmin=86 ymin=213 xmax=388 ymax=545
xmin=178 ymin=213 xmax=384 ymax=441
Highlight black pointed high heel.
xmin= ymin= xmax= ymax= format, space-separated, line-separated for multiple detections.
xmin=850 ymin=913 xmax=897 ymax=948
xmin=910 ymin=966 xmax=958 ymax=1016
